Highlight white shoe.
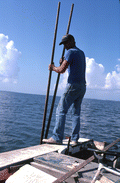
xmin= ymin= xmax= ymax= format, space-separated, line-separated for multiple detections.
xmin=70 ymin=141 xmax=78 ymax=146
xmin=43 ymin=137 xmax=62 ymax=145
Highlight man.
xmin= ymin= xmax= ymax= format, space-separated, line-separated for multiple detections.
xmin=44 ymin=34 xmax=86 ymax=145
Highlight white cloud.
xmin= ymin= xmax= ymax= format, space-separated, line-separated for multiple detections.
xmin=58 ymin=71 xmax=68 ymax=91
xmin=105 ymin=71 xmax=120 ymax=89
xmin=58 ymin=57 xmax=120 ymax=92
xmin=104 ymin=59 xmax=120 ymax=90
xmin=0 ymin=34 xmax=21 ymax=83
xmin=115 ymin=64 xmax=120 ymax=72
xmin=86 ymin=57 xmax=105 ymax=89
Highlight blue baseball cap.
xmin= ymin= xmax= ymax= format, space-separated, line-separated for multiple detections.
xmin=59 ymin=34 xmax=75 ymax=45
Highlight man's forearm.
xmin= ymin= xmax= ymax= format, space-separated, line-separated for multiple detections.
xmin=53 ymin=66 xmax=65 ymax=73
xmin=49 ymin=60 xmax=69 ymax=74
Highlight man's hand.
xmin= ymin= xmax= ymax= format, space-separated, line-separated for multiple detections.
xmin=48 ymin=60 xmax=69 ymax=73
xmin=49 ymin=64 xmax=55 ymax=71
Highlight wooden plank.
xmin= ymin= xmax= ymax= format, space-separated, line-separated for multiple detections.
xmin=93 ymin=141 xmax=106 ymax=150
xmin=5 ymin=164 xmax=57 ymax=183
xmin=34 ymin=152 xmax=85 ymax=172
xmin=0 ymin=144 xmax=66 ymax=170
xmin=31 ymin=162 xmax=75 ymax=183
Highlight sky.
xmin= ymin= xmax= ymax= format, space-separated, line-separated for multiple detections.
xmin=0 ymin=0 xmax=120 ymax=101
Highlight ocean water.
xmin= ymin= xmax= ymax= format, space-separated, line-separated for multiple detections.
xmin=0 ymin=90 xmax=120 ymax=153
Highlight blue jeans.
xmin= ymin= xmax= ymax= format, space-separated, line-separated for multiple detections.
xmin=52 ymin=83 xmax=86 ymax=143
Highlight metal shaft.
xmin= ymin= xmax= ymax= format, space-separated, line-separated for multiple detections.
xmin=40 ymin=2 xmax=61 ymax=144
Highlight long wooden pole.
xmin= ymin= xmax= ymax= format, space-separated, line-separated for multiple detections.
xmin=40 ymin=2 xmax=61 ymax=144
xmin=53 ymin=138 xmax=120 ymax=183
xmin=45 ymin=4 xmax=74 ymax=139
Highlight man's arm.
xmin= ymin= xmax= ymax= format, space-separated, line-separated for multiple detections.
xmin=49 ymin=60 xmax=69 ymax=74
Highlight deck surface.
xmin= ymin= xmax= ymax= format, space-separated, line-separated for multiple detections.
xmin=33 ymin=151 xmax=120 ymax=182
xmin=0 ymin=144 xmax=67 ymax=170
xmin=0 ymin=138 xmax=89 ymax=170
xmin=0 ymin=138 xmax=120 ymax=182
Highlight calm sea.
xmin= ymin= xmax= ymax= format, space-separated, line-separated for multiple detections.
xmin=0 ymin=90 xmax=120 ymax=153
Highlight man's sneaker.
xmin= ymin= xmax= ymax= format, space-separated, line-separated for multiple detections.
xmin=43 ymin=137 xmax=62 ymax=145
xmin=70 ymin=141 xmax=78 ymax=146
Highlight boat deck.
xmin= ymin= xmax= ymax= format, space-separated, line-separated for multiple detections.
xmin=0 ymin=138 xmax=120 ymax=183
xmin=0 ymin=138 xmax=89 ymax=170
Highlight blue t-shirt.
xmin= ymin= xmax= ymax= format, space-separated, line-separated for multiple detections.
xmin=64 ymin=46 xmax=86 ymax=85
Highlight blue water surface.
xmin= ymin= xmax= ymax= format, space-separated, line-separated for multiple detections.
xmin=0 ymin=91 xmax=120 ymax=153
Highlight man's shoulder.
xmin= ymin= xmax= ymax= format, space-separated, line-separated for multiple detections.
xmin=65 ymin=47 xmax=85 ymax=60
xmin=71 ymin=47 xmax=85 ymax=56
xmin=70 ymin=46 xmax=84 ymax=52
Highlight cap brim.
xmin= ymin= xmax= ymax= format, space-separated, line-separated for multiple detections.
xmin=59 ymin=41 xmax=64 ymax=45
xmin=59 ymin=40 xmax=68 ymax=45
